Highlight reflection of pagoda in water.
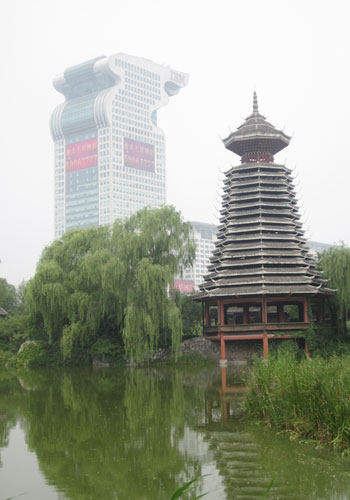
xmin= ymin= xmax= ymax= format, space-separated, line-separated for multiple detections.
xmin=199 ymin=367 xmax=294 ymax=499
xmin=195 ymin=94 xmax=334 ymax=361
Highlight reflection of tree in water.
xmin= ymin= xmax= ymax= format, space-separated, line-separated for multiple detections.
xmin=122 ymin=370 xmax=200 ymax=499
xmin=0 ymin=372 xmax=23 ymax=467
xmin=3 ymin=365 xmax=350 ymax=500
xmin=201 ymin=367 xmax=350 ymax=500
xmin=15 ymin=368 xmax=201 ymax=500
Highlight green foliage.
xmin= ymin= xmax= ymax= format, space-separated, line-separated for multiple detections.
xmin=0 ymin=278 xmax=24 ymax=315
xmin=246 ymin=351 xmax=350 ymax=449
xmin=0 ymin=314 xmax=28 ymax=353
xmin=25 ymin=206 xmax=195 ymax=362
xmin=174 ymin=292 xmax=202 ymax=337
xmin=319 ymin=245 xmax=350 ymax=334
xmin=304 ymin=323 xmax=350 ymax=358
xmin=16 ymin=342 xmax=49 ymax=367
xmin=89 ymin=337 xmax=124 ymax=362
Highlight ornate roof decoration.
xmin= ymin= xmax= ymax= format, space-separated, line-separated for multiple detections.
xmin=223 ymin=92 xmax=291 ymax=162
xmin=196 ymin=96 xmax=335 ymax=300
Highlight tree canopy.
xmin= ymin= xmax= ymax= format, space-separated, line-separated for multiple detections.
xmin=319 ymin=245 xmax=350 ymax=335
xmin=25 ymin=206 xmax=195 ymax=361
xmin=0 ymin=278 xmax=21 ymax=315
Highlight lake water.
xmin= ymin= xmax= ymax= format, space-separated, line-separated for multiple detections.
xmin=1 ymin=364 xmax=350 ymax=500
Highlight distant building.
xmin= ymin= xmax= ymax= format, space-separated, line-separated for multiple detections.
xmin=50 ymin=53 xmax=188 ymax=238
xmin=175 ymin=221 xmax=217 ymax=292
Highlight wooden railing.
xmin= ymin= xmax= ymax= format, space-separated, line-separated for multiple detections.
xmin=204 ymin=321 xmax=310 ymax=336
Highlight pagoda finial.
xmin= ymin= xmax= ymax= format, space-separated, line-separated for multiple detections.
xmin=253 ymin=91 xmax=259 ymax=114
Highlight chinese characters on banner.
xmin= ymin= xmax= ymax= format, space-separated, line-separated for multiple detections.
xmin=124 ymin=138 xmax=155 ymax=172
xmin=66 ymin=138 xmax=98 ymax=172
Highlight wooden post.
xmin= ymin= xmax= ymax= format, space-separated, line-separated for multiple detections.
xmin=304 ymin=298 xmax=309 ymax=323
xmin=263 ymin=331 xmax=269 ymax=360
xmin=305 ymin=340 xmax=310 ymax=358
xmin=220 ymin=333 xmax=227 ymax=363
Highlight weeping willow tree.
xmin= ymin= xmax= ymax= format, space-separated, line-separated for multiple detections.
xmin=25 ymin=206 xmax=195 ymax=361
xmin=319 ymin=245 xmax=350 ymax=335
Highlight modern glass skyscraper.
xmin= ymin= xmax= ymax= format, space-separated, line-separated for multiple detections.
xmin=50 ymin=53 xmax=188 ymax=238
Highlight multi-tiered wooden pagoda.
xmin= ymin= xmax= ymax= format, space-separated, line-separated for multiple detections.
xmin=195 ymin=93 xmax=334 ymax=361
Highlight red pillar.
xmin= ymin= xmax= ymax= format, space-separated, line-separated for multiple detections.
xmin=221 ymin=401 xmax=228 ymax=422
xmin=263 ymin=331 xmax=269 ymax=360
xmin=304 ymin=298 xmax=309 ymax=323
xmin=220 ymin=333 xmax=226 ymax=363
xmin=305 ymin=341 xmax=310 ymax=358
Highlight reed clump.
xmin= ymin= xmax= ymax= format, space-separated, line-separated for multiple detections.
xmin=245 ymin=349 xmax=350 ymax=449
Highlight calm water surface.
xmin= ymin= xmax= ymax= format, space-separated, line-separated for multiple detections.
xmin=1 ymin=365 xmax=350 ymax=500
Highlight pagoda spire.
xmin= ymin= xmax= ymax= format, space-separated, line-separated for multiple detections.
xmin=223 ymin=94 xmax=291 ymax=162
xmin=253 ymin=91 xmax=259 ymax=114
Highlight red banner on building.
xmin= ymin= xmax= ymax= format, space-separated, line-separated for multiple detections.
xmin=66 ymin=138 xmax=98 ymax=172
xmin=173 ymin=279 xmax=195 ymax=294
xmin=124 ymin=138 xmax=155 ymax=172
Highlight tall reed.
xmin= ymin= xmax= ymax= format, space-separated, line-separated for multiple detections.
xmin=245 ymin=351 xmax=350 ymax=449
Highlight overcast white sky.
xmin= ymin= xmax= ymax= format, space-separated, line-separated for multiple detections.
xmin=1 ymin=0 xmax=349 ymax=286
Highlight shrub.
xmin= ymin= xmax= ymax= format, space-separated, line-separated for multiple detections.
xmin=89 ymin=337 xmax=124 ymax=363
xmin=0 ymin=314 xmax=28 ymax=353
xmin=16 ymin=341 xmax=49 ymax=367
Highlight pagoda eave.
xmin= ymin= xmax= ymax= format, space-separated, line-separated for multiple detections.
xmin=223 ymin=134 xmax=290 ymax=157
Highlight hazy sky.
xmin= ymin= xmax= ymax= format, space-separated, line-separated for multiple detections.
xmin=1 ymin=0 xmax=350 ymax=286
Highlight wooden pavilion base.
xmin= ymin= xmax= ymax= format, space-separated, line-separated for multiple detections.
xmin=204 ymin=324 xmax=310 ymax=361
xmin=202 ymin=296 xmax=313 ymax=361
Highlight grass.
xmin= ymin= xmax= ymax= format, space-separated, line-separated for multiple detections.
xmin=245 ymin=348 xmax=350 ymax=450
xmin=169 ymin=476 xmax=208 ymax=499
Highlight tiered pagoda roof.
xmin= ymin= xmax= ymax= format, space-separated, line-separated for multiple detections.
xmin=196 ymin=94 xmax=334 ymax=299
